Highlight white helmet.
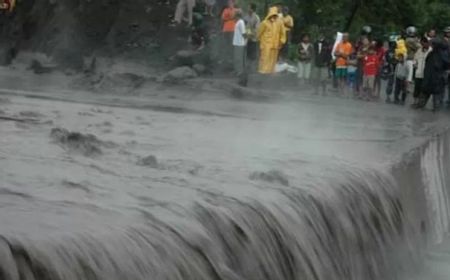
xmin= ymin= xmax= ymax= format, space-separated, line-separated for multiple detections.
xmin=406 ymin=26 xmax=417 ymax=37
xmin=362 ymin=25 xmax=372 ymax=34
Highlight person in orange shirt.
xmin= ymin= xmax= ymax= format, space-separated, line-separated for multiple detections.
xmin=221 ymin=0 xmax=237 ymax=66
xmin=334 ymin=33 xmax=353 ymax=94
xmin=222 ymin=1 xmax=237 ymax=41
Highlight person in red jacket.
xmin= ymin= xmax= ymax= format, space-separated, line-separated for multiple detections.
xmin=0 ymin=0 xmax=15 ymax=12
xmin=363 ymin=46 xmax=380 ymax=100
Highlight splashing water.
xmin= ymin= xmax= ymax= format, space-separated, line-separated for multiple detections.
xmin=1 ymin=115 xmax=450 ymax=279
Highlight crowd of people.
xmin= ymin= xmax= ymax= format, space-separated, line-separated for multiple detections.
xmin=174 ymin=0 xmax=450 ymax=111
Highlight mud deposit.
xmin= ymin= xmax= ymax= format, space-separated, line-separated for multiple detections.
xmin=1 ymin=92 xmax=450 ymax=279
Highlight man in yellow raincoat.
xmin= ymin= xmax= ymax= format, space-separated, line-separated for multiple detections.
xmin=257 ymin=7 xmax=286 ymax=74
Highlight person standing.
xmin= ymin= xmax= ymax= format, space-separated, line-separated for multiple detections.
xmin=280 ymin=6 xmax=294 ymax=61
xmin=355 ymin=36 xmax=370 ymax=96
xmin=373 ymin=39 xmax=386 ymax=98
xmin=362 ymin=47 xmax=380 ymax=100
xmin=233 ymin=10 xmax=248 ymax=86
xmin=411 ymin=37 xmax=431 ymax=107
xmin=244 ymin=3 xmax=260 ymax=69
xmin=334 ymin=33 xmax=353 ymax=95
xmin=426 ymin=28 xmax=436 ymax=41
xmin=257 ymin=7 xmax=286 ymax=74
xmin=417 ymin=39 xmax=450 ymax=111
xmin=443 ymin=26 xmax=450 ymax=107
xmin=384 ymin=36 xmax=398 ymax=103
xmin=313 ymin=35 xmax=332 ymax=95
xmin=393 ymin=53 xmax=413 ymax=105
xmin=221 ymin=0 xmax=237 ymax=65
xmin=174 ymin=0 xmax=196 ymax=26
xmin=297 ymin=34 xmax=314 ymax=84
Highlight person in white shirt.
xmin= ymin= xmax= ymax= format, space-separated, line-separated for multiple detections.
xmin=233 ymin=10 xmax=248 ymax=86
xmin=412 ymin=37 xmax=431 ymax=107
xmin=394 ymin=53 xmax=414 ymax=105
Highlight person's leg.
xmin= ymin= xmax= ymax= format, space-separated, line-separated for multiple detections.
xmin=369 ymin=76 xmax=377 ymax=100
xmin=297 ymin=62 xmax=305 ymax=81
xmin=336 ymin=68 xmax=344 ymax=94
xmin=187 ymin=0 xmax=195 ymax=25
xmin=174 ymin=0 xmax=186 ymax=23
xmin=394 ymin=78 xmax=402 ymax=103
xmin=447 ymin=74 xmax=450 ymax=107
xmin=233 ymin=46 xmax=242 ymax=76
xmin=238 ymin=46 xmax=248 ymax=86
xmin=305 ymin=62 xmax=312 ymax=84
xmin=321 ymin=67 xmax=328 ymax=95
xmin=401 ymin=83 xmax=407 ymax=104
xmin=386 ymin=74 xmax=394 ymax=102
xmin=433 ymin=92 xmax=441 ymax=111
xmin=413 ymin=78 xmax=421 ymax=106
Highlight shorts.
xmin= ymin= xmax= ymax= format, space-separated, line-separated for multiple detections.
xmin=363 ymin=75 xmax=376 ymax=89
xmin=335 ymin=67 xmax=348 ymax=78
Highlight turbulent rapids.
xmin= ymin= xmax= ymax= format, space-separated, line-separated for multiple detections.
xmin=1 ymin=93 xmax=450 ymax=280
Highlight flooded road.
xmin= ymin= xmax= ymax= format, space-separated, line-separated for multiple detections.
xmin=0 ymin=90 xmax=450 ymax=279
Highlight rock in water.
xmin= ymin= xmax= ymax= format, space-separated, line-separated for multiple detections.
xmin=137 ymin=155 xmax=159 ymax=168
xmin=50 ymin=128 xmax=113 ymax=157
xmin=193 ymin=64 xmax=206 ymax=75
xmin=249 ymin=170 xmax=290 ymax=186
xmin=158 ymin=66 xmax=197 ymax=83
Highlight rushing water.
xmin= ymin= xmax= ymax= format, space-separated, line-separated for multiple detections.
xmin=1 ymin=95 xmax=450 ymax=280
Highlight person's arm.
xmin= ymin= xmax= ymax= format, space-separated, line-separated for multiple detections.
xmin=239 ymin=21 xmax=247 ymax=38
xmin=257 ymin=21 xmax=266 ymax=42
xmin=285 ymin=16 xmax=294 ymax=29
xmin=279 ymin=24 xmax=287 ymax=46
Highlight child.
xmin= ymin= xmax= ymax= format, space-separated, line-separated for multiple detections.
xmin=394 ymin=53 xmax=413 ymax=105
xmin=297 ymin=34 xmax=314 ymax=84
xmin=347 ymin=52 xmax=358 ymax=95
xmin=363 ymin=47 xmax=379 ymax=100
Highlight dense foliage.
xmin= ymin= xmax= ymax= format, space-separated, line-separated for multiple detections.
xmin=238 ymin=0 xmax=450 ymax=39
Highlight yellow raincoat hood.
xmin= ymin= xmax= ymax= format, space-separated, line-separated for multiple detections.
xmin=265 ymin=7 xmax=279 ymax=21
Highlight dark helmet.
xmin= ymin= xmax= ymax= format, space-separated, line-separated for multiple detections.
xmin=388 ymin=33 xmax=399 ymax=42
xmin=406 ymin=26 xmax=417 ymax=37
xmin=361 ymin=25 xmax=372 ymax=35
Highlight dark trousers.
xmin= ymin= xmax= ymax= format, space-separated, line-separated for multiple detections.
xmin=222 ymin=32 xmax=234 ymax=67
xmin=418 ymin=79 xmax=445 ymax=110
xmin=234 ymin=46 xmax=248 ymax=86
xmin=386 ymin=74 xmax=395 ymax=96
xmin=413 ymin=78 xmax=423 ymax=99
xmin=447 ymin=74 xmax=450 ymax=105
xmin=394 ymin=78 xmax=407 ymax=102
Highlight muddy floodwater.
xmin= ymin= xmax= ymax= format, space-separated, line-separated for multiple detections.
xmin=1 ymin=90 xmax=450 ymax=280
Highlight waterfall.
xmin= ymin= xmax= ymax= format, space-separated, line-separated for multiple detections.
xmin=1 ymin=131 xmax=450 ymax=280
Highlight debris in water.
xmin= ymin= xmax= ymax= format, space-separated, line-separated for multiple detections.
xmin=249 ymin=170 xmax=290 ymax=186
xmin=50 ymin=127 xmax=114 ymax=157
xmin=137 ymin=155 xmax=159 ymax=168
xmin=19 ymin=111 xmax=45 ymax=118
xmin=62 ymin=180 xmax=92 ymax=193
